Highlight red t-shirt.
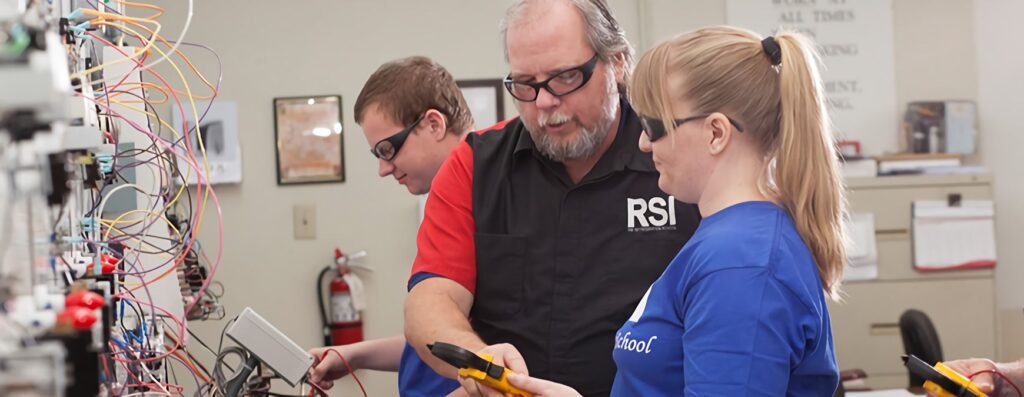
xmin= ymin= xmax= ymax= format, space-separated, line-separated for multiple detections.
xmin=409 ymin=119 xmax=515 ymax=294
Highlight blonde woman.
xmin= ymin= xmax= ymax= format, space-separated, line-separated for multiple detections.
xmin=488 ymin=25 xmax=847 ymax=396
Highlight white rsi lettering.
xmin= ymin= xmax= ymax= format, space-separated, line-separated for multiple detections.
xmin=627 ymin=196 xmax=677 ymax=228
xmin=615 ymin=332 xmax=658 ymax=354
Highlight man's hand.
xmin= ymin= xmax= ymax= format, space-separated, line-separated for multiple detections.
xmin=942 ymin=358 xmax=1024 ymax=397
xmin=307 ymin=345 xmax=359 ymax=390
xmin=459 ymin=343 xmax=529 ymax=397
xmin=506 ymin=373 xmax=582 ymax=397
xmin=943 ymin=358 xmax=999 ymax=395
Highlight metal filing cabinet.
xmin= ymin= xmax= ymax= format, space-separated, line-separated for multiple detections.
xmin=829 ymin=174 xmax=996 ymax=389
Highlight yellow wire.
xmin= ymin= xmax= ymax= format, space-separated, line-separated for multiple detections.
xmin=96 ymin=21 xmax=211 ymax=202
xmin=101 ymin=210 xmax=184 ymax=287
xmin=105 ymin=97 xmax=194 ymax=212
xmin=104 ymin=82 xmax=169 ymax=104
xmin=92 ymin=22 xmax=205 ymax=221
xmin=85 ymin=27 xmax=212 ymax=213
xmin=70 ymin=9 xmax=161 ymax=80
xmin=90 ymin=19 xmax=217 ymax=98
xmin=81 ymin=5 xmax=214 ymax=294
xmin=102 ymin=209 xmax=181 ymax=242
xmin=114 ymin=0 xmax=165 ymax=20
xmin=96 ymin=22 xmax=212 ymax=292
xmin=84 ymin=21 xmax=216 ymax=101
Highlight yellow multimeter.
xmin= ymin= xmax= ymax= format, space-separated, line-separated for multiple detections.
xmin=428 ymin=342 xmax=533 ymax=397
xmin=903 ymin=354 xmax=989 ymax=397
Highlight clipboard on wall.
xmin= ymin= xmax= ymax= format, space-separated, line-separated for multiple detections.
xmin=911 ymin=196 xmax=997 ymax=271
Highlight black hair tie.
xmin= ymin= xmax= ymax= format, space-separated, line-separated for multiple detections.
xmin=761 ymin=36 xmax=782 ymax=66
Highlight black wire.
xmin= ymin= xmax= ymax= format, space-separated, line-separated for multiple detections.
xmin=176 ymin=181 xmax=193 ymax=233
xmin=111 ymin=151 xmax=164 ymax=184
xmin=50 ymin=196 xmax=67 ymax=230
xmin=103 ymin=228 xmax=183 ymax=256
xmin=103 ymin=223 xmax=183 ymax=254
xmin=85 ymin=183 xmax=101 ymax=219
xmin=195 ymin=383 xmax=214 ymax=397
xmin=110 ymin=145 xmax=167 ymax=199
xmin=217 ymin=316 xmax=237 ymax=356
xmin=56 ymin=254 xmax=74 ymax=286
xmin=180 ymin=342 xmax=214 ymax=378
xmin=185 ymin=322 xmax=233 ymax=372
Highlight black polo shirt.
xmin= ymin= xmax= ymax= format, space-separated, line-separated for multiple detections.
xmin=411 ymin=102 xmax=700 ymax=396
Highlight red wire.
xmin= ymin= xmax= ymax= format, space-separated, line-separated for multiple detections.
xmin=308 ymin=348 xmax=367 ymax=397
xmin=969 ymin=369 xmax=1024 ymax=397
xmin=99 ymin=351 xmax=113 ymax=386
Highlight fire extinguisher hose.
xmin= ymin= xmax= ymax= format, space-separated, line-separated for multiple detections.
xmin=317 ymin=265 xmax=332 ymax=346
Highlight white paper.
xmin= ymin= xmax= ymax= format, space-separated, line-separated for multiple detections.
xmin=842 ymin=158 xmax=878 ymax=178
xmin=844 ymin=213 xmax=878 ymax=281
xmin=342 ymin=273 xmax=367 ymax=312
xmin=912 ymin=200 xmax=997 ymax=270
xmin=944 ymin=101 xmax=978 ymax=155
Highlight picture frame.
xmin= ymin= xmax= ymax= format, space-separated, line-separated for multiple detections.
xmin=457 ymin=79 xmax=506 ymax=129
xmin=273 ymin=95 xmax=346 ymax=185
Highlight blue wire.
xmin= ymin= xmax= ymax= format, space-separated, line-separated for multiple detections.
xmin=111 ymin=336 xmax=127 ymax=349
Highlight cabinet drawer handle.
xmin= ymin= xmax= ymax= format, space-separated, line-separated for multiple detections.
xmin=870 ymin=323 xmax=900 ymax=336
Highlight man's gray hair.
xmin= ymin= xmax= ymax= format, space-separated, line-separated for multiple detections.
xmin=501 ymin=0 xmax=635 ymax=93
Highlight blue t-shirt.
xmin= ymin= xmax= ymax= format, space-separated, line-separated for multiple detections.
xmin=398 ymin=343 xmax=459 ymax=396
xmin=611 ymin=201 xmax=838 ymax=396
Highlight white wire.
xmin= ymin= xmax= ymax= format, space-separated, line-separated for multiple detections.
xmin=114 ymin=326 xmax=173 ymax=396
xmin=140 ymin=0 xmax=193 ymax=71
xmin=136 ymin=347 xmax=173 ymax=396
xmin=94 ymin=183 xmax=153 ymax=225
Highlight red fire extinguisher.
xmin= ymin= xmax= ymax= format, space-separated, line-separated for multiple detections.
xmin=318 ymin=248 xmax=368 ymax=346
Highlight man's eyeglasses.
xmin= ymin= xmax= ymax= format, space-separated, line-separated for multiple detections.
xmin=639 ymin=114 xmax=745 ymax=142
xmin=370 ymin=113 xmax=426 ymax=161
xmin=503 ymin=54 xmax=600 ymax=102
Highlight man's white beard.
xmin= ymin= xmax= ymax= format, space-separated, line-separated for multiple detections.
xmin=528 ymin=70 xmax=619 ymax=162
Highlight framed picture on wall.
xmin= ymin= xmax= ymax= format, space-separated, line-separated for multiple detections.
xmin=273 ymin=95 xmax=346 ymax=185
xmin=457 ymin=79 xmax=506 ymax=129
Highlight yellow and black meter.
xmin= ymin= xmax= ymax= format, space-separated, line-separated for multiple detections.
xmin=428 ymin=342 xmax=533 ymax=397
xmin=903 ymin=354 xmax=989 ymax=397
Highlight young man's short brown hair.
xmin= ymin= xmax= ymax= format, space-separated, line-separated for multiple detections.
xmin=354 ymin=56 xmax=473 ymax=135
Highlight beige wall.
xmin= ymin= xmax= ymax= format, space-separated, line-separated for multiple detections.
xmin=975 ymin=0 xmax=1024 ymax=363
xmin=149 ymin=1 xmax=1013 ymax=395
xmin=637 ymin=0 xmax=979 ymax=119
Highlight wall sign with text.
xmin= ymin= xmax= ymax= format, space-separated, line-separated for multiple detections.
xmin=728 ymin=0 xmax=897 ymax=155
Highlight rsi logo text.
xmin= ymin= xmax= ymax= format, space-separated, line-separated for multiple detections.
xmin=627 ymin=196 xmax=677 ymax=230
